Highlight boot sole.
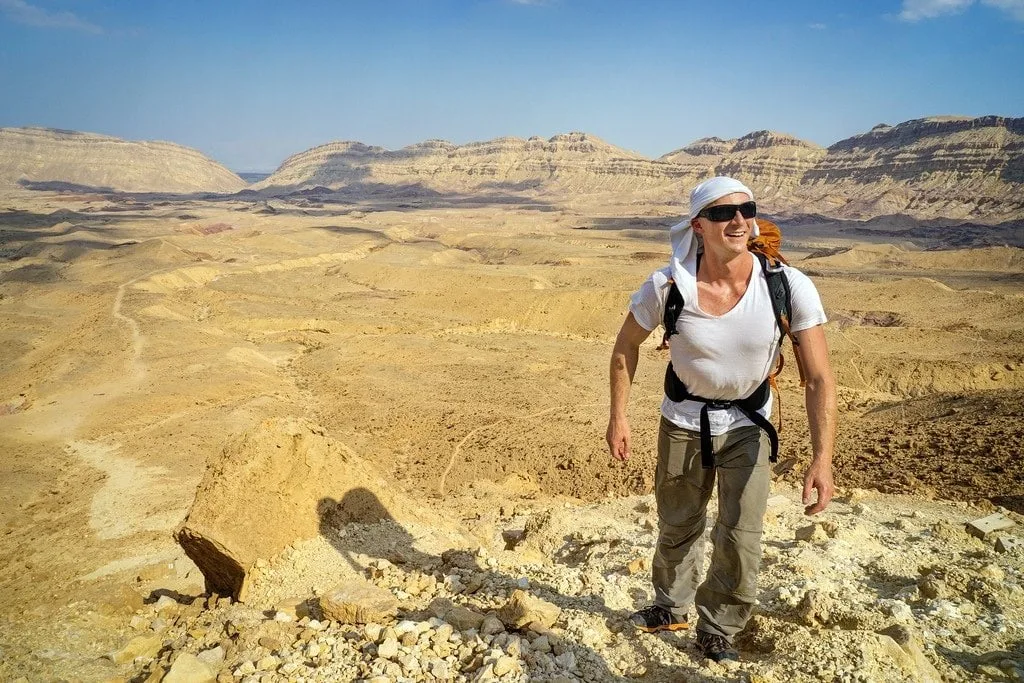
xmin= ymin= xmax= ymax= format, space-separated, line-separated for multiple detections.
xmin=705 ymin=653 xmax=739 ymax=662
xmin=635 ymin=622 xmax=690 ymax=633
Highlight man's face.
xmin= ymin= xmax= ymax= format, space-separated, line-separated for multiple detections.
xmin=692 ymin=192 xmax=754 ymax=256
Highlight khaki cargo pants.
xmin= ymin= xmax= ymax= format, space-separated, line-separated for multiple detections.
xmin=652 ymin=417 xmax=771 ymax=639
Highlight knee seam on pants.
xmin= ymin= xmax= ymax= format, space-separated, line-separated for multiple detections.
xmin=659 ymin=513 xmax=707 ymax=529
xmin=716 ymin=523 xmax=763 ymax=534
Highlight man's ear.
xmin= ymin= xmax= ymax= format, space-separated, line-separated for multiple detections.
xmin=691 ymin=217 xmax=703 ymax=235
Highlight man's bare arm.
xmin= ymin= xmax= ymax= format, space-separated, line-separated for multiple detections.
xmin=793 ymin=324 xmax=836 ymax=514
xmin=607 ymin=313 xmax=653 ymax=461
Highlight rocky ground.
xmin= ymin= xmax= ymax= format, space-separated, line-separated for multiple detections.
xmin=4 ymin=484 xmax=1021 ymax=682
xmin=1 ymin=189 xmax=1022 ymax=682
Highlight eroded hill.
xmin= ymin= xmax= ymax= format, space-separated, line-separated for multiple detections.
xmin=0 ymin=127 xmax=247 ymax=194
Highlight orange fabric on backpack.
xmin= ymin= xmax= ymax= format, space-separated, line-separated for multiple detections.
xmin=748 ymin=218 xmax=788 ymax=265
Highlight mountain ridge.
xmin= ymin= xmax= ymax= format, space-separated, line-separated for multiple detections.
xmin=2 ymin=116 xmax=1022 ymax=221
xmin=0 ymin=127 xmax=247 ymax=194
xmin=254 ymin=115 xmax=1024 ymax=220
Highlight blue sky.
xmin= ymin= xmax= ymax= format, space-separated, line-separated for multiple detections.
xmin=1 ymin=0 xmax=1022 ymax=171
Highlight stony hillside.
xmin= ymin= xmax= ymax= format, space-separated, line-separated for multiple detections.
xmin=257 ymin=116 xmax=1024 ymax=222
xmin=4 ymin=117 xmax=1020 ymax=218
xmin=0 ymin=127 xmax=247 ymax=194
xmin=86 ymin=475 xmax=1024 ymax=683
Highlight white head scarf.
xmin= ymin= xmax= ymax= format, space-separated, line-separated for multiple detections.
xmin=668 ymin=176 xmax=759 ymax=308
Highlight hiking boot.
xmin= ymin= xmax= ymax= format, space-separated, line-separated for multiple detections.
xmin=695 ymin=630 xmax=739 ymax=662
xmin=629 ymin=605 xmax=689 ymax=633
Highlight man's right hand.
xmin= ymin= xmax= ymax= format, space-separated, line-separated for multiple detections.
xmin=607 ymin=312 xmax=650 ymax=463
xmin=606 ymin=416 xmax=632 ymax=461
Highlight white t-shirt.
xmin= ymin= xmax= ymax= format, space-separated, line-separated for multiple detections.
xmin=629 ymin=252 xmax=827 ymax=434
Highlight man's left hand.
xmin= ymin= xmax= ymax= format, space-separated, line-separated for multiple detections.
xmin=802 ymin=459 xmax=834 ymax=515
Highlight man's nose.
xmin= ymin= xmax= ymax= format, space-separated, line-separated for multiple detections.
xmin=728 ymin=209 xmax=745 ymax=225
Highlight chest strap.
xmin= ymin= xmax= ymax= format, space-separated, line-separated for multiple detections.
xmin=664 ymin=363 xmax=779 ymax=469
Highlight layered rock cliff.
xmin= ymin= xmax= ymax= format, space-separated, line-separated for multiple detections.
xmin=660 ymin=131 xmax=827 ymax=201
xmin=257 ymin=116 xmax=1023 ymax=221
xmin=257 ymin=133 xmax=694 ymax=196
xmin=796 ymin=116 xmax=1024 ymax=220
xmin=0 ymin=127 xmax=246 ymax=194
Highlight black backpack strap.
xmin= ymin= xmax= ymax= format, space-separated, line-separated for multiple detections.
xmin=659 ymin=279 xmax=684 ymax=349
xmin=664 ymin=364 xmax=778 ymax=468
xmin=660 ymin=251 xmax=701 ymax=350
xmin=666 ymin=254 xmax=792 ymax=348
xmin=755 ymin=252 xmax=797 ymax=347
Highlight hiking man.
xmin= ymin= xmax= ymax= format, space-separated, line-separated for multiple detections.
xmin=606 ymin=176 xmax=836 ymax=662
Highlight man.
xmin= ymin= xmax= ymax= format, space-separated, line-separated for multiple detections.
xmin=606 ymin=176 xmax=836 ymax=662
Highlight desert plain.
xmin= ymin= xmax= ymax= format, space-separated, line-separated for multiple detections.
xmin=0 ymin=177 xmax=1023 ymax=682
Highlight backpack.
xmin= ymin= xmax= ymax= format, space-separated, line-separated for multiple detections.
xmin=657 ymin=219 xmax=806 ymax=467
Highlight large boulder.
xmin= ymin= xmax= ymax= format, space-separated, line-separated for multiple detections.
xmin=175 ymin=417 xmax=404 ymax=599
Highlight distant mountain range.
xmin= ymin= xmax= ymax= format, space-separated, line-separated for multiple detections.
xmin=0 ymin=127 xmax=246 ymax=194
xmin=237 ymin=172 xmax=271 ymax=184
xmin=2 ymin=116 xmax=1022 ymax=221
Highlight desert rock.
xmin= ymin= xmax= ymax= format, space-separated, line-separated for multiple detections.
xmin=497 ymin=589 xmax=562 ymax=629
xmin=321 ymin=579 xmax=400 ymax=624
xmin=174 ymin=417 xmax=409 ymax=597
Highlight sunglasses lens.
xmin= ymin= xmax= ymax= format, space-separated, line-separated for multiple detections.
xmin=705 ymin=206 xmax=733 ymax=221
xmin=702 ymin=201 xmax=757 ymax=221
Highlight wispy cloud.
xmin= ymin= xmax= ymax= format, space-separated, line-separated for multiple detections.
xmin=899 ymin=0 xmax=973 ymax=20
xmin=505 ymin=0 xmax=551 ymax=5
xmin=0 ymin=0 xmax=103 ymax=33
xmin=808 ymin=22 xmax=828 ymax=29
xmin=899 ymin=0 xmax=1024 ymax=21
xmin=982 ymin=0 xmax=1024 ymax=20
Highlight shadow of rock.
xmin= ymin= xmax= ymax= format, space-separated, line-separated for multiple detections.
xmin=934 ymin=640 xmax=1024 ymax=680
xmin=991 ymin=494 xmax=1024 ymax=515
xmin=14 ymin=175 xmax=560 ymax=217
xmin=0 ymin=208 xmax=156 ymax=267
xmin=308 ymin=225 xmax=387 ymax=238
xmin=317 ymin=490 xmax=439 ymax=575
xmin=16 ymin=178 xmax=233 ymax=203
xmin=145 ymin=587 xmax=198 ymax=606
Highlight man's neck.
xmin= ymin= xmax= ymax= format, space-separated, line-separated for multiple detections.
xmin=698 ymin=248 xmax=752 ymax=285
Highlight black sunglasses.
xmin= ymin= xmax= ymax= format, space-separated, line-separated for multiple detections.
xmin=697 ymin=201 xmax=757 ymax=222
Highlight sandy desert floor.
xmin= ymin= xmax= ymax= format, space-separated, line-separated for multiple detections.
xmin=0 ymin=188 xmax=1022 ymax=682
